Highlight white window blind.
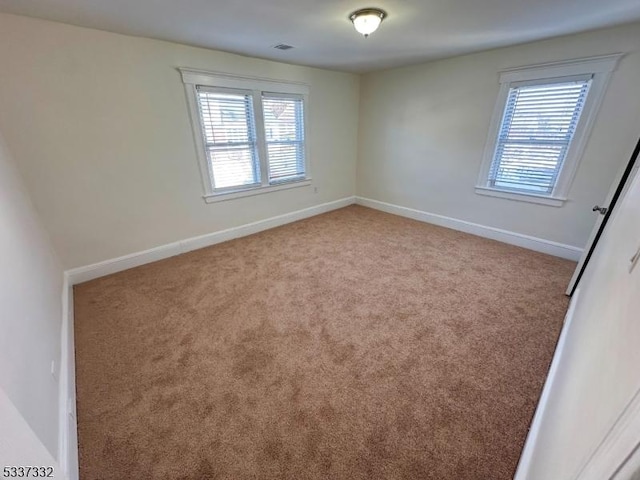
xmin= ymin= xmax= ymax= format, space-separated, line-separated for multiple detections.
xmin=488 ymin=77 xmax=592 ymax=194
xmin=262 ymin=94 xmax=306 ymax=183
xmin=196 ymin=87 xmax=260 ymax=190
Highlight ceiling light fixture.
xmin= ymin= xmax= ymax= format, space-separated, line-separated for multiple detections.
xmin=349 ymin=8 xmax=387 ymax=38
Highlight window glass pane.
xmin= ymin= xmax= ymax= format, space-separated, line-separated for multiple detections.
xmin=196 ymin=88 xmax=260 ymax=189
xmin=266 ymin=143 xmax=305 ymax=180
xmin=489 ymin=79 xmax=591 ymax=194
xmin=262 ymin=95 xmax=305 ymax=183
xmin=209 ymin=147 xmax=258 ymax=189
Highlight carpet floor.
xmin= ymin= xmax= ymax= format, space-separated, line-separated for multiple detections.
xmin=74 ymin=205 xmax=575 ymax=480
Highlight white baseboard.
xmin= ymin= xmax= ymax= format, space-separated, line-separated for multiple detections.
xmin=66 ymin=196 xmax=356 ymax=285
xmin=355 ymin=196 xmax=583 ymax=261
xmin=513 ymin=289 xmax=581 ymax=480
xmin=66 ymin=195 xmax=582 ymax=285
xmin=58 ymin=273 xmax=78 ymax=480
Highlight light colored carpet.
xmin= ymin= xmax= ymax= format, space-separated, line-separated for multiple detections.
xmin=74 ymin=205 xmax=574 ymax=479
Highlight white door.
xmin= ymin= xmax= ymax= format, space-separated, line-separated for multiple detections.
xmin=515 ymin=158 xmax=640 ymax=480
xmin=566 ymin=143 xmax=640 ymax=295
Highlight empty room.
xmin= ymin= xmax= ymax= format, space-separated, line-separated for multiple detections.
xmin=1 ymin=0 xmax=640 ymax=479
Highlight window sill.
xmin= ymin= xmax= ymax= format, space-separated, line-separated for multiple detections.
xmin=204 ymin=179 xmax=312 ymax=203
xmin=474 ymin=186 xmax=566 ymax=207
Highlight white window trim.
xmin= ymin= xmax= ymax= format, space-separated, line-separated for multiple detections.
xmin=179 ymin=68 xmax=312 ymax=202
xmin=476 ymin=54 xmax=623 ymax=207
xmin=203 ymin=179 xmax=312 ymax=203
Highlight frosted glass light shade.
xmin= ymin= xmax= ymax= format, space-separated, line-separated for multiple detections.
xmin=350 ymin=8 xmax=386 ymax=37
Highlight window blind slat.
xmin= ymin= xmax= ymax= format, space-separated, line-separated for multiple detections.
xmin=488 ymin=78 xmax=591 ymax=194
xmin=196 ymin=88 xmax=260 ymax=189
xmin=262 ymin=95 xmax=306 ymax=183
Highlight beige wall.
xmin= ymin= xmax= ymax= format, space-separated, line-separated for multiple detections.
xmin=357 ymin=22 xmax=640 ymax=248
xmin=0 ymin=133 xmax=63 ymax=456
xmin=2 ymin=14 xmax=637 ymax=267
xmin=0 ymin=389 xmax=62 ymax=478
xmin=0 ymin=13 xmax=360 ymax=269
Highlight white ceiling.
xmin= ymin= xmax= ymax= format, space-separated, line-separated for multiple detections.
xmin=1 ymin=0 xmax=639 ymax=73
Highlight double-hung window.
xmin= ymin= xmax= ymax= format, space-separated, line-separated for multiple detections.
xmin=476 ymin=55 xmax=620 ymax=206
xmin=181 ymin=69 xmax=310 ymax=202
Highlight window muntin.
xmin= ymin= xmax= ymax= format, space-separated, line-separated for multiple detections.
xmin=488 ymin=76 xmax=592 ymax=195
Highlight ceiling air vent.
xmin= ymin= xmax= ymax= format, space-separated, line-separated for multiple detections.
xmin=273 ymin=44 xmax=294 ymax=50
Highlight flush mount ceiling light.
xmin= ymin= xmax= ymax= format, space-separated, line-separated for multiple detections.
xmin=349 ymin=8 xmax=387 ymax=38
